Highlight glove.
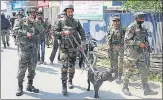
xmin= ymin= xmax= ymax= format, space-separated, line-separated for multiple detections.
xmin=61 ymin=30 xmax=72 ymax=36
xmin=140 ymin=42 xmax=146 ymax=48
xmin=27 ymin=32 xmax=32 ymax=39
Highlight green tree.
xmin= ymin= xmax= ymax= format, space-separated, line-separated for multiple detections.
xmin=121 ymin=0 xmax=162 ymax=12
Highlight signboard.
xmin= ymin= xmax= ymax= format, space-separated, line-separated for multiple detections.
xmin=9 ymin=1 xmax=26 ymax=10
xmin=60 ymin=1 xmax=103 ymax=20
xmin=112 ymin=1 xmax=122 ymax=6
xmin=37 ymin=0 xmax=49 ymax=8
xmin=73 ymin=1 xmax=103 ymax=20
xmin=60 ymin=0 xmax=73 ymax=13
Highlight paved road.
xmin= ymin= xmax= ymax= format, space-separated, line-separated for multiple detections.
xmin=1 ymin=36 xmax=162 ymax=99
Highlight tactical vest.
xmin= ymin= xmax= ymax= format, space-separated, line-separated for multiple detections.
xmin=110 ymin=27 xmax=125 ymax=45
xmin=18 ymin=18 xmax=37 ymax=51
xmin=59 ymin=18 xmax=81 ymax=49
xmin=129 ymin=23 xmax=148 ymax=51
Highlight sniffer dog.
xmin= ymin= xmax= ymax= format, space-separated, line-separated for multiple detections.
xmin=87 ymin=67 xmax=114 ymax=98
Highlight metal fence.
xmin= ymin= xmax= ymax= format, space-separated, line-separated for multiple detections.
xmin=80 ymin=12 xmax=162 ymax=53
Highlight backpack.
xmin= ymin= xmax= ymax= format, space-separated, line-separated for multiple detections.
xmin=1 ymin=18 xmax=10 ymax=30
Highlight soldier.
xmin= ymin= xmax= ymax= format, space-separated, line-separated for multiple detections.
xmin=36 ymin=11 xmax=46 ymax=65
xmin=107 ymin=15 xmax=125 ymax=84
xmin=53 ymin=4 xmax=86 ymax=95
xmin=10 ymin=12 xmax=17 ymax=29
xmin=122 ymin=12 xmax=158 ymax=96
xmin=44 ymin=18 xmax=52 ymax=48
xmin=1 ymin=13 xmax=11 ymax=48
xmin=50 ymin=12 xmax=65 ymax=65
xmin=18 ymin=8 xmax=25 ymax=17
xmin=13 ymin=9 xmax=25 ymax=46
xmin=13 ymin=7 xmax=39 ymax=96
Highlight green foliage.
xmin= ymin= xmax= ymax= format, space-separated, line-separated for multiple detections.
xmin=121 ymin=0 xmax=162 ymax=12
xmin=96 ymin=59 xmax=162 ymax=82
xmin=96 ymin=58 xmax=110 ymax=68
xmin=148 ymin=72 xmax=162 ymax=82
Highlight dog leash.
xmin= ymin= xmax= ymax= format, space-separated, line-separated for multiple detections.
xmin=62 ymin=26 xmax=102 ymax=80
xmin=70 ymin=34 xmax=102 ymax=80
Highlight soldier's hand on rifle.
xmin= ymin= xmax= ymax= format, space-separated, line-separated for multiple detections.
xmin=27 ymin=32 xmax=32 ymax=39
xmin=140 ymin=42 xmax=146 ymax=48
xmin=61 ymin=30 xmax=72 ymax=36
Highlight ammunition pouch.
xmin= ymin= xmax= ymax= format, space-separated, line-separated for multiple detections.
xmin=111 ymin=39 xmax=120 ymax=45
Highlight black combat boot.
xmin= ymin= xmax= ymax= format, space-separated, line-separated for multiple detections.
xmin=7 ymin=41 xmax=10 ymax=47
xmin=122 ymin=83 xmax=132 ymax=96
xmin=26 ymin=80 xmax=39 ymax=93
xmin=16 ymin=81 xmax=23 ymax=96
xmin=3 ymin=43 xmax=6 ymax=48
xmin=115 ymin=73 xmax=123 ymax=84
xmin=143 ymin=83 xmax=158 ymax=96
xmin=62 ymin=80 xmax=68 ymax=95
xmin=68 ymin=79 xmax=74 ymax=89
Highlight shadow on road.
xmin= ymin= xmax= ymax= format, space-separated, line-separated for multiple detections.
xmin=73 ymin=85 xmax=126 ymax=99
xmin=24 ymin=90 xmax=69 ymax=99
xmin=129 ymin=81 xmax=161 ymax=90
xmin=46 ymin=63 xmax=62 ymax=68
xmin=36 ymin=66 xmax=59 ymax=75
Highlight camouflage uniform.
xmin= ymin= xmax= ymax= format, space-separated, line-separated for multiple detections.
xmin=1 ymin=29 xmax=10 ymax=47
xmin=13 ymin=11 xmax=25 ymax=47
xmin=122 ymin=12 xmax=158 ymax=96
xmin=44 ymin=19 xmax=51 ymax=48
xmin=13 ymin=7 xmax=39 ymax=96
xmin=53 ymin=4 xmax=86 ymax=95
xmin=50 ymin=12 xmax=65 ymax=64
xmin=1 ymin=13 xmax=11 ymax=48
xmin=107 ymin=16 xmax=125 ymax=83
xmin=35 ymin=12 xmax=46 ymax=64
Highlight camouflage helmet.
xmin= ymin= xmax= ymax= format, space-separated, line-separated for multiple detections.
xmin=18 ymin=8 xmax=24 ymax=13
xmin=112 ymin=15 xmax=120 ymax=21
xmin=26 ymin=7 xmax=38 ymax=15
xmin=19 ymin=8 xmax=24 ymax=11
xmin=134 ymin=12 xmax=146 ymax=19
xmin=63 ymin=4 xmax=74 ymax=12
xmin=37 ymin=11 xmax=43 ymax=15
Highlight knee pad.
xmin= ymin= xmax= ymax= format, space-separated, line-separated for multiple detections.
xmin=68 ymin=68 xmax=75 ymax=73
xmin=61 ymin=68 xmax=67 ymax=73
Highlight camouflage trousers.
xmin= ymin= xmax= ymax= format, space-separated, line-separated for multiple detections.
xmin=109 ymin=45 xmax=124 ymax=74
xmin=45 ymin=32 xmax=51 ymax=46
xmin=123 ymin=50 xmax=149 ymax=84
xmin=1 ymin=29 xmax=10 ymax=44
xmin=60 ymin=48 xmax=77 ymax=81
xmin=17 ymin=47 xmax=38 ymax=82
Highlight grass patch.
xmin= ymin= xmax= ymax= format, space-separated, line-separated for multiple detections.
xmin=96 ymin=58 xmax=110 ymax=68
xmin=148 ymin=72 xmax=162 ymax=83
xmin=95 ymin=59 xmax=162 ymax=82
